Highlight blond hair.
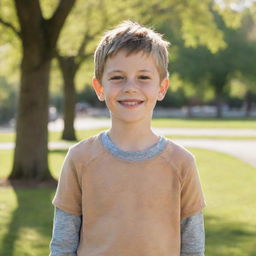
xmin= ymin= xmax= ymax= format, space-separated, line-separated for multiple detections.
xmin=94 ymin=20 xmax=170 ymax=81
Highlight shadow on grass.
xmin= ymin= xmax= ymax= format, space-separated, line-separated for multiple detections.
xmin=1 ymin=187 xmax=256 ymax=256
xmin=205 ymin=214 xmax=256 ymax=256
xmin=0 ymin=185 xmax=56 ymax=256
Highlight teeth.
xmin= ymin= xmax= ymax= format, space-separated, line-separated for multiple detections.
xmin=120 ymin=101 xmax=142 ymax=106
xmin=123 ymin=102 xmax=138 ymax=105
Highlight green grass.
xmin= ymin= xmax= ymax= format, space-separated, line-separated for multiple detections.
xmin=1 ymin=117 xmax=256 ymax=143
xmin=0 ymin=149 xmax=68 ymax=179
xmin=0 ymin=132 xmax=15 ymax=143
xmin=0 ymin=128 xmax=106 ymax=144
xmin=0 ymin=148 xmax=256 ymax=255
xmin=166 ymin=135 xmax=256 ymax=140
xmin=0 ymin=187 xmax=55 ymax=256
xmin=151 ymin=117 xmax=256 ymax=129
xmin=189 ymin=148 xmax=256 ymax=256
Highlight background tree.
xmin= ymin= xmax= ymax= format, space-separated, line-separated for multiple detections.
xmin=0 ymin=0 xmax=76 ymax=180
xmin=172 ymin=8 xmax=256 ymax=117
xmin=56 ymin=0 xmax=125 ymax=141
xmin=56 ymin=0 xmax=230 ymax=140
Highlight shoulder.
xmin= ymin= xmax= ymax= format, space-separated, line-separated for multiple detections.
xmin=163 ymin=138 xmax=195 ymax=164
xmin=67 ymin=132 xmax=106 ymax=166
xmin=160 ymin=138 xmax=196 ymax=180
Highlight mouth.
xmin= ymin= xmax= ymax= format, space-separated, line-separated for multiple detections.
xmin=118 ymin=100 xmax=144 ymax=107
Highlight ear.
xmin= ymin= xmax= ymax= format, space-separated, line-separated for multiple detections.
xmin=157 ymin=78 xmax=169 ymax=101
xmin=92 ymin=77 xmax=105 ymax=101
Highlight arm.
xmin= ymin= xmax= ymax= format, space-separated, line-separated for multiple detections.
xmin=180 ymin=212 xmax=205 ymax=256
xmin=49 ymin=208 xmax=82 ymax=256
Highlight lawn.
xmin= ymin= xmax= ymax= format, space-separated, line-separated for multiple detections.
xmin=0 ymin=147 xmax=256 ymax=256
xmin=152 ymin=117 xmax=256 ymax=129
xmin=1 ymin=117 xmax=256 ymax=143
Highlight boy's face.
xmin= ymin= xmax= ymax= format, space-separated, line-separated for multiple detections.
xmin=93 ymin=50 xmax=169 ymax=124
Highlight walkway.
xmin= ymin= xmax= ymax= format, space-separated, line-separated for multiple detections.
xmin=1 ymin=118 xmax=255 ymax=168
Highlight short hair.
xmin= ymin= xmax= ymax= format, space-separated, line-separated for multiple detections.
xmin=94 ymin=20 xmax=170 ymax=81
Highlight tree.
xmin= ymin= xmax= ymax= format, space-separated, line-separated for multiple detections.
xmin=56 ymin=0 xmax=230 ymax=139
xmin=56 ymin=0 xmax=111 ymax=140
xmin=172 ymin=9 xmax=256 ymax=117
xmin=55 ymin=0 xmax=149 ymax=141
xmin=0 ymin=0 xmax=76 ymax=180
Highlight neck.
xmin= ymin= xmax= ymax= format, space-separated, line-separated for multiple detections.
xmin=108 ymin=118 xmax=159 ymax=151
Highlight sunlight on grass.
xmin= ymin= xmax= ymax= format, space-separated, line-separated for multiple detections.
xmin=152 ymin=117 xmax=256 ymax=129
xmin=49 ymin=149 xmax=68 ymax=179
xmin=190 ymin=148 xmax=256 ymax=256
xmin=0 ymin=150 xmax=13 ymax=178
xmin=0 ymin=188 xmax=17 ymax=254
xmin=0 ymin=187 xmax=55 ymax=256
xmin=0 ymin=148 xmax=256 ymax=255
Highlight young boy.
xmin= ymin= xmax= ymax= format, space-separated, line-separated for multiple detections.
xmin=50 ymin=21 xmax=206 ymax=256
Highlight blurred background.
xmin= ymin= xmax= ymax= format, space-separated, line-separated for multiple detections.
xmin=0 ymin=0 xmax=256 ymax=255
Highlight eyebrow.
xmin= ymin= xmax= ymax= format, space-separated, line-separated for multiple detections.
xmin=107 ymin=69 xmax=153 ymax=74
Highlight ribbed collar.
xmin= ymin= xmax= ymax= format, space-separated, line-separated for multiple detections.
xmin=100 ymin=131 xmax=167 ymax=161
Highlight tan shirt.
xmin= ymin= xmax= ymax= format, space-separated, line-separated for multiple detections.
xmin=53 ymin=133 xmax=205 ymax=256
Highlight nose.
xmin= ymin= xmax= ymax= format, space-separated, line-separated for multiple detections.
xmin=123 ymin=79 xmax=138 ymax=93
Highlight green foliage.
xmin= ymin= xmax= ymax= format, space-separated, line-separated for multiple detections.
xmin=77 ymin=85 xmax=105 ymax=108
xmin=147 ymin=0 xmax=228 ymax=53
xmin=0 ymin=0 xmax=19 ymax=34
xmin=213 ymin=1 xmax=244 ymax=28
xmin=157 ymin=87 xmax=186 ymax=108
xmin=0 ymin=0 xmax=21 ymax=81
xmin=0 ymin=77 xmax=17 ymax=124
xmin=1 ymin=0 xmax=255 ymax=110
xmin=40 ymin=0 xmax=59 ymax=19
xmin=179 ymin=0 xmax=226 ymax=53
xmin=57 ymin=0 xmax=139 ymax=56
xmin=172 ymin=10 xmax=256 ymax=104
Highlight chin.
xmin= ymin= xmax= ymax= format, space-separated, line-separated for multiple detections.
xmin=112 ymin=113 xmax=151 ymax=124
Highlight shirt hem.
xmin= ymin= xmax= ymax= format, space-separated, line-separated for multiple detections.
xmin=181 ymin=202 xmax=206 ymax=219
xmin=53 ymin=200 xmax=82 ymax=216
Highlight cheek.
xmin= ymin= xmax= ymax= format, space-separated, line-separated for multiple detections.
xmin=144 ymin=86 xmax=161 ymax=99
xmin=104 ymin=87 xmax=119 ymax=102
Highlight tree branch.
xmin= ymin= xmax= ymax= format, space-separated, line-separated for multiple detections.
xmin=77 ymin=29 xmax=92 ymax=58
xmin=76 ymin=52 xmax=93 ymax=69
xmin=14 ymin=0 xmax=43 ymax=38
xmin=47 ymin=0 xmax=76 ymax=48
xmin=0 ymin=17 xmax=21 ymax=38
xmin=75 ymin=0 xmax=107 ymax=69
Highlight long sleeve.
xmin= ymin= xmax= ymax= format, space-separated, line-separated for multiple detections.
xmin=49 ymin=208 xmax=82 ymax=256
xmin=180 ymin=212 xmax=205 ymax=256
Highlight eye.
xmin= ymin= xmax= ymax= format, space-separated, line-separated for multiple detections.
xmin=109 ymin=76 xmax=124 ymax=81
xmin=139 ymin=75 xmax=151 ymax=80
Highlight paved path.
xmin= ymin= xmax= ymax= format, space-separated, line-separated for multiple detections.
xmin=1 ymin=118 xmax=255 ymax=168
xmin=173 ymin=139 xmax=256 ymax=168
xmin=48 ymin=118 xmax=256 ymax=137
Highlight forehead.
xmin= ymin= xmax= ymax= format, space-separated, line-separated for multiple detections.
xmin=104 ymin=50 xmax=159 ymax=73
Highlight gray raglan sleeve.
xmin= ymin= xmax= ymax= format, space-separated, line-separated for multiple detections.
xmin=180 ymin=212 xmax=205 ymax=256
xmin=49 ymin=208 xmax=82 ymax=256
xmin=49 ymin=209 xmax=204 ymax=256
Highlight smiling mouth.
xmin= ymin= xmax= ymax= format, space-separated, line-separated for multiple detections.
xmin=118 ymin=100 xmax=144 ymax=106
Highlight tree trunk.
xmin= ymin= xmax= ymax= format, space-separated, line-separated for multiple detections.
xmin=10 ymin=59 xmax=52 ymax=180
xmin=58 ymin=57 xmax=77 ymax=141
xmin=216 ymin=96 xmax=223 ymax=118
xmin=7 ymin=0 xmax=76 ymax=180
xmin=62 ymin=76 xmax=77 ymax=141
xmin=245 ymin=91 xmax=253 ymax=117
